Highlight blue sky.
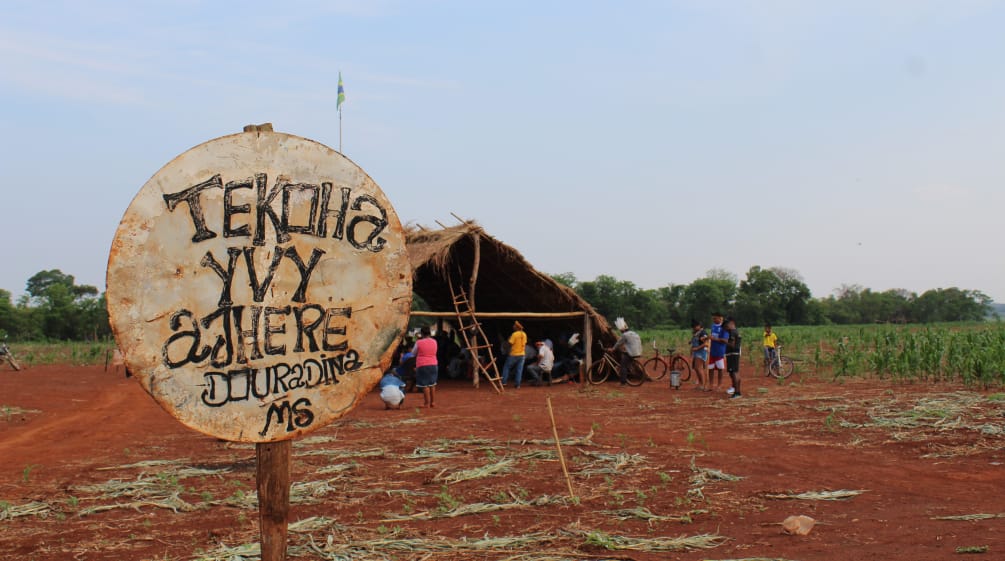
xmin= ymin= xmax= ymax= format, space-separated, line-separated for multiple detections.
xmin=2 ymin=0 xmax=1003 ymax=302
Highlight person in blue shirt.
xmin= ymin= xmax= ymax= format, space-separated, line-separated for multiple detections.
xmin=379 ymin=370 xmax=407 ymax=410
xmin=708 ymin=312 xmax=729 ymax=392
xmin=396 ymin=350 xmax=416 ymax=393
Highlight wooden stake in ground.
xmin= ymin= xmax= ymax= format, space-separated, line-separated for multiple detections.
xmin=257 ymin=441 xmax=292 ymax=561
xmin=546 ymin=396 xmax=577 ymax=500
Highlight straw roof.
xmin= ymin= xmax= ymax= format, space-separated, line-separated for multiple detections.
xmin=406 ymin=221 xmax=617 ymax=347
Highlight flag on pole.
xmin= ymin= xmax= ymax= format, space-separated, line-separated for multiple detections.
xmin=337 ymin=72 xmax=345 ymax=112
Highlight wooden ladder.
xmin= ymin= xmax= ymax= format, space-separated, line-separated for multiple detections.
xmin=448 ymin=276 xmax=504 ymax=393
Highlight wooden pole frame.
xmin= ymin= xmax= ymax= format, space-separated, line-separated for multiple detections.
xmin=410 ymin=311 xmax=587 ymax=319
xmin=469 ymin=232 xmax=480 ymax=309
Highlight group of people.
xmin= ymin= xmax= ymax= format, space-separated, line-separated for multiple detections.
xmin=687 ymin=314 xmax=782 ymax=399
xmin=377 ymin=315 xmax=782 ymax=408
xmin=380 ymin=326 xmax=440 ymax=410
xmin=602 ymin=314 xmax=785 ymax=399
xmin=378 ymin=321 xmax=587 ymax=408
xmin=500 ymin=321 xmax=584 ymax=388
xmin=688 ymin=312 xmax=743 ymax=398
xmin=381 ymin=322 xmax=486 ymax=410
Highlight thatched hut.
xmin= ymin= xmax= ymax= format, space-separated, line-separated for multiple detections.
xmin=406 ymin=221 xmax=617 ymax=384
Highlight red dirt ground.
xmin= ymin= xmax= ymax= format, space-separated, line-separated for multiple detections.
xmin=1 ymin=363 xmax=1003 ymax=560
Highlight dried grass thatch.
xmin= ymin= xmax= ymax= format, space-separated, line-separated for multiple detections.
xmin=190 ymin=542 xmax=260 ymax=561
xmin=77 ymin=494 xmax=198 ymax=516
xmin=513 ymin=428 xmax=599 ymax=448
xmin=764 ymin=489 xmax=866 ymax=501
xmin=383 ymin=494 xmax=568 ymax=520
xmin=689 ymin=457 xmax=743 ymax=487
xmin=305 ymin=531 xmax=561 ymax=558
xmin=96 ymin=459 xmax=187 ymax=471
xmin=72 ymin=473 xmax=200 ymax=515
xmin=932 ymin=512 xmax=1005 ymax=521
xmin=601 ymin=507 xmax=694 ymax=524
xmin=576 ymin=450 xmax=647 ymax=476
xmin=433 ymin=457 xmax=516 ymax=484
xmin=576 ymin=529 xmax=727 ymax=551
xmin=0 ymin=500 xmax=52 ymax=520
xmin=407 ymin=222 xmax=617 ymax=346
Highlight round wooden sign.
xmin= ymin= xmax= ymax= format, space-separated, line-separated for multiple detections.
xmin=107 ymin=131 xmax=412 ymax=442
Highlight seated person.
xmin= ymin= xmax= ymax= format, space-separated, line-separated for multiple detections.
xmin=524 ymin=340 xmax=555 ymax=386
xmin=550 ymin=333 xmax=583 ymax=383
xmin=550 ymin=358 xmax=581 ymax=383
xmin=447 ymin=347 xmax=475 ymax=379
xmin=378 ymin=370 xmax=406 ymax=410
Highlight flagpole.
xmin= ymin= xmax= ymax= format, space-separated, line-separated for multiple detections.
xmin=337 ymin=71 xmax=345 ymax=154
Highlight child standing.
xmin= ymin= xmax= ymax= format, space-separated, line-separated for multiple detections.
xmin=690 ymin=320 xmax=709 ymax=391
xmin=763 ymin=324 xmax=779 ymax=377
xmin=726 ymin=317 xmax=742 ymax=399
xmin=708 ymin=312 xmax=729 ymax=391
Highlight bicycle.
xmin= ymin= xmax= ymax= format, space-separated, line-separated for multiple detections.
xmin=1 ymin=336 xmax=22 ymax=371
xmin=766 ymin=345 xmax=794 ymax=379
xmin=587 ymin=348 xmax=645 ymax=386
xmin=641 ymin=341 xmax=692 ymax=384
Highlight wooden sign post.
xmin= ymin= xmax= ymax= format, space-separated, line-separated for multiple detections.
xmin=257 ymin=440 xmax=292 ymax=560
xmin=106 ymin=128 xmax=411 ymax=560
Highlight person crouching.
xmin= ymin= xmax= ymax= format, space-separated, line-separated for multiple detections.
xmin=379 ymin=370 xmax=407 ymax=410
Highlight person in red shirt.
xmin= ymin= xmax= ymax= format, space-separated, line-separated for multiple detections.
xmin=411 ymin=326 xmax=439 ymax=408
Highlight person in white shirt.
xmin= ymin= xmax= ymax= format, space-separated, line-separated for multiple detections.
xmin=611 ymin=317 xmax=642 ymax=386
xmin=525 ymin=340 xmax=555 ymax=386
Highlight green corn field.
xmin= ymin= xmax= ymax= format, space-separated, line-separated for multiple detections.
xmin=639 ymin=322 xmax=1005 ymax=388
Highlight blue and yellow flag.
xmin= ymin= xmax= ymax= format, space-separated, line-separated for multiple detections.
xmin=337 ymin=72 xmax=345 ymax=112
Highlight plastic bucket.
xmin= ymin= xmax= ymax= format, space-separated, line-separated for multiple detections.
xmin=670 ymin=370 xmax=681 ymax=389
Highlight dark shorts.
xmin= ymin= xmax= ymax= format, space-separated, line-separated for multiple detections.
xmin=726 ymin=354 xmax=740 ymax=373
xmin=415 ymin=365 xmax=438 ymax=388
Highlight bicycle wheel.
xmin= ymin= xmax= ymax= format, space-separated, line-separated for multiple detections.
xmin=587 ymin=358 xmax=613 ymax=385
xmin=642 ymin=357 xmax=667 ymax=381
xmin=771 ymin=356 xmax=795 ymax=379
xmin=668 ymin=355 xmax=691 ymax=383
xmin=625 ymin=360 xmax=646 ymax=386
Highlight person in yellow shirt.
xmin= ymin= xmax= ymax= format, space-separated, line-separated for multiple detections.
xmin=762 ymin=323 xmax=780 ymax=377
xmin=501 ymin=321 xmax=528 ymax=388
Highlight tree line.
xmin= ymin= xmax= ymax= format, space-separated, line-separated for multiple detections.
xmin=0 ymin=266 xmax=995 ymax=341
xmin=553 ymin=266 xmax=994 ymax=330
xmin=0 ymin=270 xmax=111 ymax=341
